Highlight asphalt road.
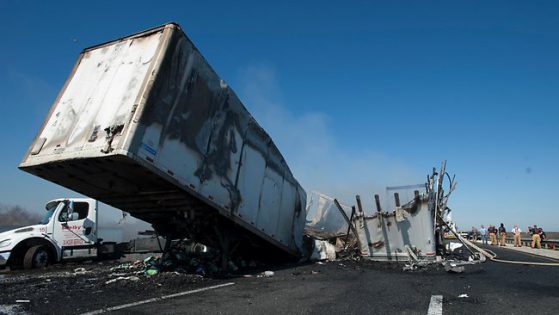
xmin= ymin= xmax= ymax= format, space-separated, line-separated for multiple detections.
xmin=120 ymin=246 xmax=559 ymax=315
xmin=2 ymin=246 xmax=559 ymax=314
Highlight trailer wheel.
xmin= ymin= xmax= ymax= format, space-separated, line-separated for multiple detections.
xmin=23 ymin=245 xmax=49 ymax=269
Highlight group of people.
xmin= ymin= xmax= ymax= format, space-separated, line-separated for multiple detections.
xmin=473 ymin=224 xmax=546 ymax=249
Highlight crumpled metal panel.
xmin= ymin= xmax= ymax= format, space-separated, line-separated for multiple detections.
xmin=305 ymin=191 xmax=352 ymax=238
xmin=354 ymin=193 xmax=436 ymax=261
xmin=19 ymin=23 xmax=306 ymax=257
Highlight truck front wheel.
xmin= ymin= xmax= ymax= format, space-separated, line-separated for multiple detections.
xmin=23 ymin=245 xmax=49 ymax=269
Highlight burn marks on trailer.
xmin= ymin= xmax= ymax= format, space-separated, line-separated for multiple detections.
xmin=139 ymin=34 xmax=244 ymax=210
xmin=133 ymin=28 xmax=305 ymax=253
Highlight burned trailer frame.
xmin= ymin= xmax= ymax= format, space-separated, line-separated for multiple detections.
xmin=336 ymin=162 xmax=457 ymax=262
xmin=351 ymin=191 xmax=436 ymax=261
xmin=19 ymin=23 xmax=306 ymax=262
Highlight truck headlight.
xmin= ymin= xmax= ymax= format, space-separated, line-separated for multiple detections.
xmin=0 ymin=239 xmax=11 ymax=248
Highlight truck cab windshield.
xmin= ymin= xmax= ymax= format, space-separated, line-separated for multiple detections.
xmin=40 ymin=202 xmax=60 ymax=224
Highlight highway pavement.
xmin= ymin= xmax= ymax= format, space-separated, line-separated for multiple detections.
xmin=115 ymin=245 xmax=559 ymax=315
xmin=2 ymin=246 xmax=559 ymax=314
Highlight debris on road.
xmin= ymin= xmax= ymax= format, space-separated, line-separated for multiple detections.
xmin=305 ymin=162 xmax=487 ymax=273
xmin=105 ymin=276 xmax=140 ymax=284
xmin=262 ymin=271 xmax=275 ymax=278
xmin=444 ymin=261 xmax=465 ymax=273
xmin=73 ymin=267 xmax=88 ymax=274
xmin=310 ymin=240 xmax=337 ymax=261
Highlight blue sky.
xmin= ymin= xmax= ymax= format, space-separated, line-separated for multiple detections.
xmin=0 ymin=1 xmax=558 ymax=231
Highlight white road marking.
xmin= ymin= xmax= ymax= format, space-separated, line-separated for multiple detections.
xmin=427 ymin=295 xmax=443 ymax=315
xmin=80 ymin=282 xmax=235 ymax=315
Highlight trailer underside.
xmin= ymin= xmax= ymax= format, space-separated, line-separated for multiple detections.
xmin=22 ymin=155 xmax=298 ymax=262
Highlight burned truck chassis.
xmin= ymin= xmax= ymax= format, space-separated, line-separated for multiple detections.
xmin=147 ymin=205 xmax=293 ymax=266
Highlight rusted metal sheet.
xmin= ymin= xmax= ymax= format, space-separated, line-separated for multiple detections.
xmin=19 ymin=23 xmax=306 ymax=259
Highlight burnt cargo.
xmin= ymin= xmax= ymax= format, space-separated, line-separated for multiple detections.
xmin=19 ymin=23 xmax=306 ymax=259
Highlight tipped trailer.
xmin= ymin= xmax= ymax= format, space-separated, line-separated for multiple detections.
xmin=19 ymin=23 xmax=306 ymax=261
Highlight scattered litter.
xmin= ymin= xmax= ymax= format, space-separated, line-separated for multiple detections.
xmin=104 ymin=278 xmax=117 ymax=284
xmin=444 ymin=261 xmax=465 ymax=273
xmin=243 ymin=274 xmax=254 ymax=278
xmin=15 ymin=300 xmax=30 ymax=303
xmin=458 ymin=294 xmax=469 ymax=298
xmin=311 ymin=271 xmax=320 ymax=275
xmin=145 ymin=267 xmax=159 ymax=276
xmin=144 ymin=256 xmax=157 ymax=264
xmin=195 ymin=266 xmax=206 ymax=276
xmin=316 ymin=261 xmax=325 ymax=265
xmin=311 ymin=240 xmax=337 ymax=261
xmin=108 ymin=273 xmax=128 ymax=277
xmin=73 ymin=267 xmax=87 ymax=274
xmin=110 ymin=263 xmax=131 ymax=272
xmin=105 ymin=276 xmax=140 ymax=284
xmin=448 ymin=242 xmax=464 ymax=252
xmin=262 ymin=271 xmax=274 ymax=277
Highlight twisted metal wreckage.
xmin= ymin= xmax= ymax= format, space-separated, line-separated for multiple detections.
xmin=17 ymin=22 xmax=485 ymax=272
xmin=305 ymin=161 xmax=486 ymax=271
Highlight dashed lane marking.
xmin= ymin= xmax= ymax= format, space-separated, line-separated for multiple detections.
xmin=427 ymin=295 xmax=443 ymax=315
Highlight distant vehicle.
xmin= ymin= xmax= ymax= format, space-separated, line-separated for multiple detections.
xmin=0 ymin=198 xmax=117 ymax=269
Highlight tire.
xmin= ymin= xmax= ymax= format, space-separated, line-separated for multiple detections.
xmin=23 ymin=245 xmax=49 ymax=269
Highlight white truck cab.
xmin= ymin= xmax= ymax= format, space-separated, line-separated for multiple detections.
xmin=0 ymin=198 xmax=101 ymax=269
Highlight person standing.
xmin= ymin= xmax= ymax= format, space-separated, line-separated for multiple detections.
xmin=498 ymin=223 xmax=507 ymax=246
xmin=531 ymin=225 xmax=542 ymax=249
xmin=512 ymin=224 xmax=521 ymax=247
xmin=470 ymin=226 xmax=478 ymax=240
xmin=489 ymin=225 xmax=497 ymax=245
xmin=479 ymin=225 xmax=488 ymax=245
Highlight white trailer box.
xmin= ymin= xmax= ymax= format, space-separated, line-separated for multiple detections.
xmin=19 ymin=23 xmax=306 ymax=259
